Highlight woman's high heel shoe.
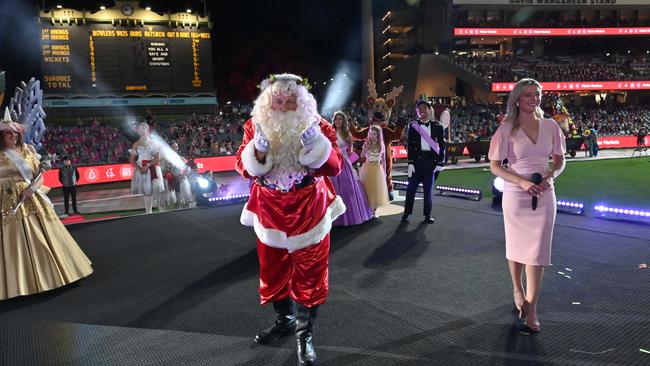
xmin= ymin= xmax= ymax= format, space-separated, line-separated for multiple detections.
xmin=513 ymin=290 xmax=525 ymax=315
xmin=521 ymin=301 xmax=541 ymax=333
xmin=525 ymin=317 xmax=541 ymax=333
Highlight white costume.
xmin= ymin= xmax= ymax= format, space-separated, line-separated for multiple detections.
xmin=131 ymin=141 xmax=164 ymax=207
xmin=172 ymin=160 xmax=194 ymax=206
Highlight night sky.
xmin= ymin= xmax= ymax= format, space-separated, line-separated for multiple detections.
xmin=0 ymin=0 xmax=363 ymax=104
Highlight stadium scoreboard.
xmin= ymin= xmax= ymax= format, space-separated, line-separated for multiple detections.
xmin=40 ymin=24 xmax=214 ymax=93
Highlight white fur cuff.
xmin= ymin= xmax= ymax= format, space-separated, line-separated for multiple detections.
xmin=241 ymin=141 xmax=273 ymax=177
xmin=240 ymin=196 xmax=346 ymax=252
xmin=298 ymin=133 xmax=332 ymax=169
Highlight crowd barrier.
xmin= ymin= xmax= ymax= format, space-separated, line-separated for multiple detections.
xmin=42 ymin=135 xmax=646 ymax=188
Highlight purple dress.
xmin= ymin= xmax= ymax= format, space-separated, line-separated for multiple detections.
xmin=330 ymin=132 xmax=373 ymax=226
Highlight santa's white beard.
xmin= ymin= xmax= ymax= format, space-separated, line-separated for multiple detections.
xmin=256 ymin=110 xmax=311 ymax=191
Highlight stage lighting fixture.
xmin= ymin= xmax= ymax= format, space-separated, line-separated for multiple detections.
xmin=207 ymin=193 xmax=251 ymax=203
xmin=436 ymin=185 xmax=482 ymax=201
xmin=393 ymin=180 xmax=482 ymax=200
xmin=146 ymin=6 xmax=151 ymax=11
xmin=197 ymin=177 xmax=210 ymax=190
xmin=392 ymin=179 xmax=423 ymax=193
xmin=556 ymin=200 xmax=585 ymax=215
xmin=492 ymin=177 xmax=504 ymax=206
xmin=594 ymin=204 xmax=650 ymax=224
xmin=186 ymin=9 xmax=192 ymax=13
xmin=100 ymin=6 xmax=106 ymax=10
xmin=56 ymin=5 xmax=63 ymax=9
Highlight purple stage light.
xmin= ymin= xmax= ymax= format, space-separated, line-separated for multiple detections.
xmin=594 ymin=204 xmax=650 ymax=223
xmin=436 ymin=185 xmax=482 ymax=201
xmin=207 ymin=193 xmax=251 ymax=202
xmin=556 ymin=200 xmax=585 ymax=215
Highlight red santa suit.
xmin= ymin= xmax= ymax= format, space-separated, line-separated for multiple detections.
xmin=235 ymin=118 xmax=345 ymax=307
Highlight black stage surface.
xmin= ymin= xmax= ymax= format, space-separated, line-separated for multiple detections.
xmin=1 ymin=197 xmax=649 ymax=365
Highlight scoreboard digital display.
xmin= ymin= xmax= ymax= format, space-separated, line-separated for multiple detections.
xmin=40 ymin=24 xmax=214 ymax=93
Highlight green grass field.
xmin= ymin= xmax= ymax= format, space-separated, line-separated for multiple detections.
xmin=436 ymin=157 xmax=650 ymax=209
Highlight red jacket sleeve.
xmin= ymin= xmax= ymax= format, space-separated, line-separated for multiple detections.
xmin=312 ymin=118 xmax=343 ymax=178
xmin=235 ymin=119 xmax=255 ymax=179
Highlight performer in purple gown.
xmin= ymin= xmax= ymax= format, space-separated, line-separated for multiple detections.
xmin=329 ymin=111 xmax=372 ymax=226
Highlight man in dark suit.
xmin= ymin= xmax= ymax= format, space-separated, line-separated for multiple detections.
xmin=58 ymin=156 xmax=81 ymax=216
xmin=401 ymin=100 xmax=445 ymax=224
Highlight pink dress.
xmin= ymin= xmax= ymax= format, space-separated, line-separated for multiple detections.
xmin=488 ymin=118 xmax=566 ymax=266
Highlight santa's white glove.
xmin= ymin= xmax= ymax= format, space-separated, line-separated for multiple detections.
xmin=300 ymin=122 xmax=321 ymax=149
xmin=408 ymin=164 xmax=415 ymax=178
xmin=253 ymin=123 xmax=270 ymax=153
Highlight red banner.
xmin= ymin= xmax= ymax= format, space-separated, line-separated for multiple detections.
xmin=596 ymin=135 xmax=647 ymax=149
xmin=43 ymin=155 xmax=239 ymax=188
xmin=454 ymin=27 xmax=650 ymax=37
xmin=391 ymin=146 xmax=408 ymax=159
xmin=42 ymin=138 xmax=646 ymax=188
xmin=492 ymin=81 xmax=650 ymax=92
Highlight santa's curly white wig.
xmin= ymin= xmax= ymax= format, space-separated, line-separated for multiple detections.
xmin=252 ymin=73 xmax=320 ymax=132
xmin=251 ymin=74 xmax=321 ymax=191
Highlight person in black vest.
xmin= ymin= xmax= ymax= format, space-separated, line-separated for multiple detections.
xmin=58 ymin=156 xmax=80 ymax=216
xmin=401 ymin=100 xmax=445 ymax=224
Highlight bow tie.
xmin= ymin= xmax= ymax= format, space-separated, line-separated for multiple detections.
xmin=418 ymin=121 xmax=429 ymax=126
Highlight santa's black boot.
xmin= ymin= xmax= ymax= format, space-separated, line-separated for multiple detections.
xmin=295 ymin=303 xmax=319 ymax=366
xmin=255 ymin=298 xmax=296 ymax=345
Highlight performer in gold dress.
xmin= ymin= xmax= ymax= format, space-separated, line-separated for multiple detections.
xmin=0 ymin=109 xmax=92 ymax=301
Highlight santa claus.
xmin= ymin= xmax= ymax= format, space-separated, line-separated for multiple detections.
xmin=235 ymin=73 xmax=345 ymax=366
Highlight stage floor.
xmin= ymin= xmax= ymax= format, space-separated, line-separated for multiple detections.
xmin=1 ymin=197 xmax=648 ymax=365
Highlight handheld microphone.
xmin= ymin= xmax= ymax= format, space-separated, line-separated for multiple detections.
xmin=531 ymin=173 xmax=542 ymax=210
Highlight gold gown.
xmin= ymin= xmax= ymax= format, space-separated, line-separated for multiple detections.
xmin=0 ymin=144 xmax=93 ymax=300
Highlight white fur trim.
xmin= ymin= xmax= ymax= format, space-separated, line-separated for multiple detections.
xmin=298 ymin=133 xmax=332 ymax=169
xmin=241 ymin=141 xmax=273 ymax=177
xmin=240 ymin=195 xmax=346 ymax=253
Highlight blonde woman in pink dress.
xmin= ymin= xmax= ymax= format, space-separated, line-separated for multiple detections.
xmin=488 ymin=78 xmax=566 ymax=333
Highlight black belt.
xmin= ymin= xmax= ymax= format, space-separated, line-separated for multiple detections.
xmin=257 ymin=176 xmax=316 ymax=192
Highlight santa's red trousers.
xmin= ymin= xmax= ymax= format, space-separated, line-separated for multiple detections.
xmin=257 ymin=236 xmax=330 ymax=307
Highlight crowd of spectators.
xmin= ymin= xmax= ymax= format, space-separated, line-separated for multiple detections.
xmin=40 ymin=99 xmax=650 ymax=166
xmin=147 ymin=102 xmax=249 ymax=158
xmin=444 ymin=54 xmax=520 ymax=82
xmin=42 ymin=119 xmax=131 ymax=166
xmin=446 ymin=53 xmax=650 ymax=82
xmin=567 ymin=105 xmax=650 ymax=137
xmin=455 ymin=16 xmax=650 ymax=28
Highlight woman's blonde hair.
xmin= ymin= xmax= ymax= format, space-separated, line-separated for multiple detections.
xmin=503 ymin=78 xmax=544 ymax=128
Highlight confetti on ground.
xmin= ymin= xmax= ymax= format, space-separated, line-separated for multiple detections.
xmin=572 ymin=302 xmax=581 ymax=305
xmin=565 ymin=275 xmax=572 ymax=279
xmin=565 ymin=268 xmax=573 ymax=271
xmin=570 ymin=348 xmax=615 ymax=355
xmin=558 ymin=271 xmax=565 ymax=275
xmin=640 ymin=348 xmax=650 ymax=354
